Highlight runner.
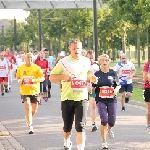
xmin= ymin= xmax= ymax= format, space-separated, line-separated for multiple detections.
xmin=16 ymin=52 xmax=44 ymax=134
xmin=86 ymin=50 xmax=99 ymax=132
xmin=143 ymin=60 xmax=150 ymax=133
xmin=81 ymin=49 xmax=87 ymax=56
xmin=50 ymin=39 xmax=95 ymax=150
xmin=53 ymin=51 xmax=65 ymax=67
xmin=35 ymin=51 xmax=49 ymax=103
xmin=4 ymin=47 xmax=16 ymax=92
xmin=43 ymin=48 xmax=55 ymax=98
xmin=93 ymin=54 xmax=120 ymax=149
xmin=32 ymin=50 xmax=38 ymax=62
xmin=114 ymin=53 xmax=136 ymax=111
xmin=0 ymin=51 xmax=10 ymax=97
xmin=15 ymin=53 xmax=25 ymax=78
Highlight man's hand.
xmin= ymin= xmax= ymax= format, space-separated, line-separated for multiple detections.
xmin=89 ymin=75 xmax=97 ymax=83
xmin=128 ymin=74 xmax=133 ymax=79
xmin=31 ymin=79 xmax=37 ymax=82
xmin=117 ymin=73 xmax=122 ymax=78
xmin=18 ymin=79 xmax=23 ymax=85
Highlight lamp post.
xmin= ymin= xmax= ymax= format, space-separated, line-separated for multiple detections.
xmin=38 ymin=9 xmax=42 ymax=51
xmin=2 ymin=25 xmax=4 ymax=50
xmin=14 ymin=17 xmax=17 ymax=51
xmin=93 ymin=0 xmax=98 ymax=61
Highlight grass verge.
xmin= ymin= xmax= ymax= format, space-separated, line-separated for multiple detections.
xmin=117 ymin=87 xmax=144 ymax=103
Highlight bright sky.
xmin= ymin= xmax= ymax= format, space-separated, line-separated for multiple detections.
xmin=0 ymin=9 xmax=29 ymax=22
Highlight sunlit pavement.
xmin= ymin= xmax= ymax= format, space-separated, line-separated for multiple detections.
xmin=0 ymin=80 xmax=149 ymax=150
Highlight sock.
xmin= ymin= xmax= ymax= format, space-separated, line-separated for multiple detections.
xmin=77 ymin=144 xmax=84 ymax=150
xmin=64 ymin=137 xmax=71 ymax=147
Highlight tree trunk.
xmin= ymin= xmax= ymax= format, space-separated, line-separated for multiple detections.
xmin=122 ymin=27 xmax=126 ymax=53
xmin=137 ymin=25 xmax=140 ymax=67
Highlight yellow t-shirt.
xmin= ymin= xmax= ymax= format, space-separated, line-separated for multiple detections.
xmin=16 ymin=63 xmax=44 ymax=95
xmin=50 ymin=55 xmax=91 ymax=101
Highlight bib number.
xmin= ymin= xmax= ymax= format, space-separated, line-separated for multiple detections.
xmin=23 ymin=76 xmax=33 ymax=86
xmin=71 ymin=79 xmax=87 ymax=90
xmin=99 ymin=86 xmax=114 ymax=98
xmin=122 ymin=70 xmax=130 ymax=76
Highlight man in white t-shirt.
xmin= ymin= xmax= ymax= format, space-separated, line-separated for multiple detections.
xmin=0 ymin=51 xmax=10 ymax=97
xmin=86 ymin=50 xmax=99 ymax=132
xmin=114 ymin=53 xmax=136 ymax=111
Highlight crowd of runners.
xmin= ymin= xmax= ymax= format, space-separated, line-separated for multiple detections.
xmin=0 ymin=39 xmax=150 ymax=150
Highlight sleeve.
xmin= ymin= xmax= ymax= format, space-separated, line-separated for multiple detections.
xmin=52 ymin=57 xmax=55 ymax=65
xmin=12 ymin=55 xmax=16 ymax=62
xmin=143 ymin=62 xmax=149 ymax=72
xmin=51 ymin=60 xmax=64 ymax=75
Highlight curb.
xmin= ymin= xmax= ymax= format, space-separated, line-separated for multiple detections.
xmin=129 ymin=100 xmax=146 ymax=108
xmin=0 ymin=122 xmax=25 ymax=150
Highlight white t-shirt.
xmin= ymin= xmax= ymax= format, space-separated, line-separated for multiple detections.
xmin=16 ymin=58 xmax=25 ymax=68
xmin=33 ymin=55 xmax=38 ymax=62
xmin=114 ymin=61 xmax=135 ymax=84
xmin=0 ymin=58 xmax=10 ymax=77
xmin=91 ymin=62 xmax=99 ymax=74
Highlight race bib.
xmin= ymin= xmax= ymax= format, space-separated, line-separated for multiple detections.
xmin=71 ymin=79 xmax=87 ymax=90
xmin=99 ymin=86 xmax=114 ymax=98
xmin=23 ymin=76 xmax=33 ymax=86
xmin=122 ymin=70 xmax=130 ymax=76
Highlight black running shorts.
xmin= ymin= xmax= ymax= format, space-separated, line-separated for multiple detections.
xmin=21 ymin=94 xmax=40 ymax=104
xmin=61 ymin=99 xmax=88 ymax=132
xmin=143 ymin=88 xmax=150 ymax=102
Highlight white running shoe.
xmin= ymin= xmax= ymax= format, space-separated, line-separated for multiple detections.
xmin=108 ymin=129 xmax=114 ymax=139
xmin=29 ymin=126 xmax=34 ymax=134
xmin=63 ymin=142 xmax=72 ymax=150
xmin=146 ymin=125 xmax=150 ymax=133
xmin=102 ymin=142 xmax=108 ymax=149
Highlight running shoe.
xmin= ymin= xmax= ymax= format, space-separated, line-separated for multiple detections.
xmin=121 ymin=106 xmax=125 ymax=111
xmin=48 ymin=92 xmax=51 ymax=98
xmin=63 ymin=142 xmax=72 ymax=150
xmin=29 ymin=126 xmax=34 ymax=134
xmin=102 ymin=142 xmax=108 ymax=149
xmin=108 ymin=129 xmax=114 ymax=139
xmin=5 ymin=88 xmax=9 ymax=93
xmin=125 ymin=97 xmax=129 ymax=103
xmin=1 ymin=93 xmax=4 ymax=97
xmin=43 ymin=97 xmax=48 ymax=102
xmin=146 ymin=125 xmax=150 ymax=133
xmin=91 ymin=124 xmax=98 ymax=132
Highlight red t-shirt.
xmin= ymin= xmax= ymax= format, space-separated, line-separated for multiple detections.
xmin=143 ymin=60 xmax=150 ymax=88
xmin=35 ymin=59 xmax=48 ymax=79
xmin=4 ymin=53 xmax=16 ymax=69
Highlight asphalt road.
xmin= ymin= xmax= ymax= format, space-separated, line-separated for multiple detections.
xmin=0 ymin=80 xmax=150 ymax=150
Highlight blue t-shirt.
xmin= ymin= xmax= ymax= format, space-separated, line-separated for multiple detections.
xmin=45 ymin=56 xmax=55 ymax=75
xmin=93 ymin=69 xmax=119 ymax=103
